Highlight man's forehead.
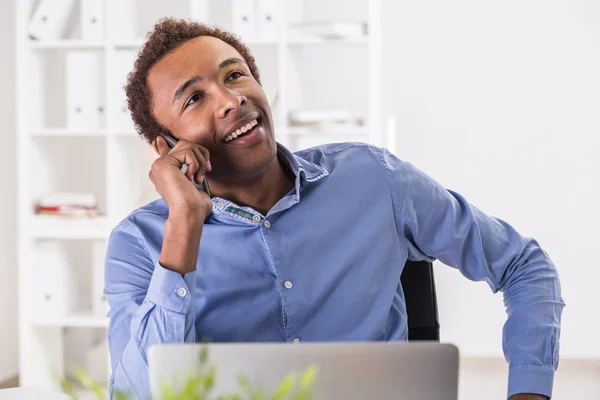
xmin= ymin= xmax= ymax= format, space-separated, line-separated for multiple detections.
xmin=150 ymin=36 xmax=242 ymax=83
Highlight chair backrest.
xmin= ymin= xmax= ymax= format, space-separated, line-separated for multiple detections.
xmin=400 ymin=260 xmax=440 ymax=341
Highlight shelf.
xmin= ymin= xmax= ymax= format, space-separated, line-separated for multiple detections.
xmin=28 ymin=40 xmax=106 ymax=50
xmin=286 ymin=125 xmax=369 ymax=136
xmin=32 ymin=313 xmax=109 ymax=328
xmin=30 ymin=216 xmax=113 ymax=240
xmin=287 ymin=35 xmax=369 ymax=45
xmin=30 ymin=128 xmax=109 ymax=137
xmin=112 ymin=39 xmax=144 ymax=49
xmin=112 ymin=130 xmax=138 ymax=137
xmin=17 ymin=0 xmax=383 ymax=392
xmin=111 ymin=37 xmax=367 ymax=48
xmin=111 ymin=38 xmax=287 ymax=49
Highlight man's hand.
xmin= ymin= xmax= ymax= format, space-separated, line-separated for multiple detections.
xmin=150 ymin=136 xmax=213 ymax=219
xmin=151 ymin=136 xmax=213 ymax=275
xmin=509 ymin=394 xmax=548 ymax=400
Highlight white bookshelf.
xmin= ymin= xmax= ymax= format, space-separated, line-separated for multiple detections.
xmin=16 ymin=0 xmax=384 ymax=393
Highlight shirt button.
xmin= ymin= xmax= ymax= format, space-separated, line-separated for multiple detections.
xmin=252 ymin=215 xmax=261 ymax=222
xmin=293 ymin=338 xmax=301 ymax=344
xmin=284 ymin=280 xmax=293 ymax=289
xmin=176 ymin=288 xmax=187 ymax=297
xmin=264 ymin=220 xmax=271 ymax=228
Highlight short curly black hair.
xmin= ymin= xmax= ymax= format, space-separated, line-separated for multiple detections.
xmin=125 ymin=18 xmax=261 ymax=144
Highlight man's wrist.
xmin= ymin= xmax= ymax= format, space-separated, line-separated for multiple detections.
xmin=168 ymin=206 xmax=210 ymax=225
xmin=160 ymin=212 xmax=205 ymax=275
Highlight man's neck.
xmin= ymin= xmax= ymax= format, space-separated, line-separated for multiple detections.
xmin=209 ymin=155 xmax=295 ymax=216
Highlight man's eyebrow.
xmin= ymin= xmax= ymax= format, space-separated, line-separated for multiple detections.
xmin=219 ymin=57 xmax=246 ymax=70
xmin=172 ymin=75 xmax=202 ymax=106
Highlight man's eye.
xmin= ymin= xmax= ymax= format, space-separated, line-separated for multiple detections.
xmin=226 ymin=71 xmax=244 ymax=82
xmin=185 ymin=93 xmax=202 ymax=108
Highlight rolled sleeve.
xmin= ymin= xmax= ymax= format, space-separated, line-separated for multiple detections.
xmin=508 ymin=364 xmax=555 ymax=399
xmin=146 ymin=262 xmax=197 ymax=314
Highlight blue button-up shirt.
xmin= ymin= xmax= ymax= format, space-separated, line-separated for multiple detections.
xmin=105 ymin=142 xmax=564 ymax=399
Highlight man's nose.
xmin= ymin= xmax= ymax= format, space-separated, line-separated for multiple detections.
xmin=214 ymin=85 xmax=247 ymax=119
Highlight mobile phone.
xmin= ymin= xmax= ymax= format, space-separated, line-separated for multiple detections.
xmin=160 ymin=133 xmax=212 ymax=198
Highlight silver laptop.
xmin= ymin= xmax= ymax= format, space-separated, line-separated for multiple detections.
xmin=148 ymin=342 xmax=458 ymax=400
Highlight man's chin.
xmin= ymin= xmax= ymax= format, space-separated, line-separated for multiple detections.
xmin=211 ymin=138 xmax=277 ymax=181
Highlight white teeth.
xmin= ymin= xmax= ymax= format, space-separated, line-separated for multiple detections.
xmin=224 ymin=119 xmax=258 ymax=142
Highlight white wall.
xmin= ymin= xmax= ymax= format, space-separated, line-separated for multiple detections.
xmin=382 ymin=0 xmax=600 ymax=360
xmin=0 ymin=0 xmax=18 ymax=383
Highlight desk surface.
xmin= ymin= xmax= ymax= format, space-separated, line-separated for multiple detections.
xmin=0 ymin=387 xmax=70 ymax=400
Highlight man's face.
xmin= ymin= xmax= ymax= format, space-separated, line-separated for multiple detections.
xmin=147 ymin=36 xmax=276 ymax=181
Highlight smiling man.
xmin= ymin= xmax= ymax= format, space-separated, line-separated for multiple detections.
xmin=104 ymin=18 xmax=564 ymax=400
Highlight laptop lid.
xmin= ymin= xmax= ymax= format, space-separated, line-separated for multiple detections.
xmin=148 ymin=342 xmax=458 ymax=400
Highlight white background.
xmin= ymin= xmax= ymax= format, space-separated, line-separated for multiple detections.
xmin=380 ymin=0 xmax=600 ymax=360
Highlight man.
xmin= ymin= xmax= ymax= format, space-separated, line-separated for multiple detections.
xmin=105 ymin=18 xmax=564 ymax=400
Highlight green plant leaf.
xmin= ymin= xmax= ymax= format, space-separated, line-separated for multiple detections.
xmin=270 ymin=373 xmax=296 ymax=400
xmin=58 ymin=376 xmax=78 ymax=400
xmin=70 ymin=367 xmax=106 ymax=400
xmin=114 ymin=391 xmax=132 ymax=400
xmin=237 ymin=374 xmax=250 ymax=392
xmin=300 ymin=365 xmax=319 ymax=391
xmin=203 ymin=366 xmax=216 ymax=391
xmin=161 ymin=382 xmax=176 ymax=400
xmin=56 ymin=346 xmax=319 ymax=400
xmin=250 ymin=389 xmax=267 ymax=400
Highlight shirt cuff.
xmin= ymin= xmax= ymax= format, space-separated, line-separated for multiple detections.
xmin=508 ymin=364 xmax=555 ymax=399
xmin=146 ymin=262 xmax=196 ymax=314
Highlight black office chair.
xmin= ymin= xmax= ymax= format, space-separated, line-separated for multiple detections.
xmin=400 ymin=260 xmax=440 ymax=341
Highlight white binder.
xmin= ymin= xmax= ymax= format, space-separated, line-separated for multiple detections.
xmin=80 ymin=0 xmax=105 ymax=40
xmin=112 ymin=50 xmax=138 ymax=132
xmin=28 ymin=0 xmax=77 ymax=40
xmin=36 ymin=242 xmax=76 ymax=318
xmin=231 ymin=0 xmax=257 ymax=41
xmin=110 ymin=0 xmax=138 ymax=40
xmin=256 ymin=0 xmax=280 ymax=41
xmin=66 ymin=51 xmax=105 ymax=130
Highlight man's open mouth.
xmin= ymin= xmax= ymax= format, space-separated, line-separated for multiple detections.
xmin=224 ymin=119 xmax=259 ymax=143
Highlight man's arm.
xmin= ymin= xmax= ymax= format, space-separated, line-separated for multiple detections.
xmin=374 ymin=148 xmax=564 ymax=399
xmin=104 ymin=214 xmax=203 ymax=399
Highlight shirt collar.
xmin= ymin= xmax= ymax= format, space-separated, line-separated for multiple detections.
xmin=276 ymin=142 xmax=329 ymax=184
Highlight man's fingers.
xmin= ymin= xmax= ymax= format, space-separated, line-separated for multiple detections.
xmin=182 ymin=150 xmax=200 ymax=182
xmin=189 ymin=147 xmax=210 ymax=184
xmin=156 ymin=138 xmax=211 ymax=185
xmin=196 ymin=146 xmax=212 ymax=172
xmin=156 ymin=136 xmax=170 ymax=157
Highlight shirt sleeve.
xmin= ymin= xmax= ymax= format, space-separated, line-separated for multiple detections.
xmin=374 ymin=147 xmax=565 ymax=399
xmin=104 ymin=219 xmax=197 ymax=400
